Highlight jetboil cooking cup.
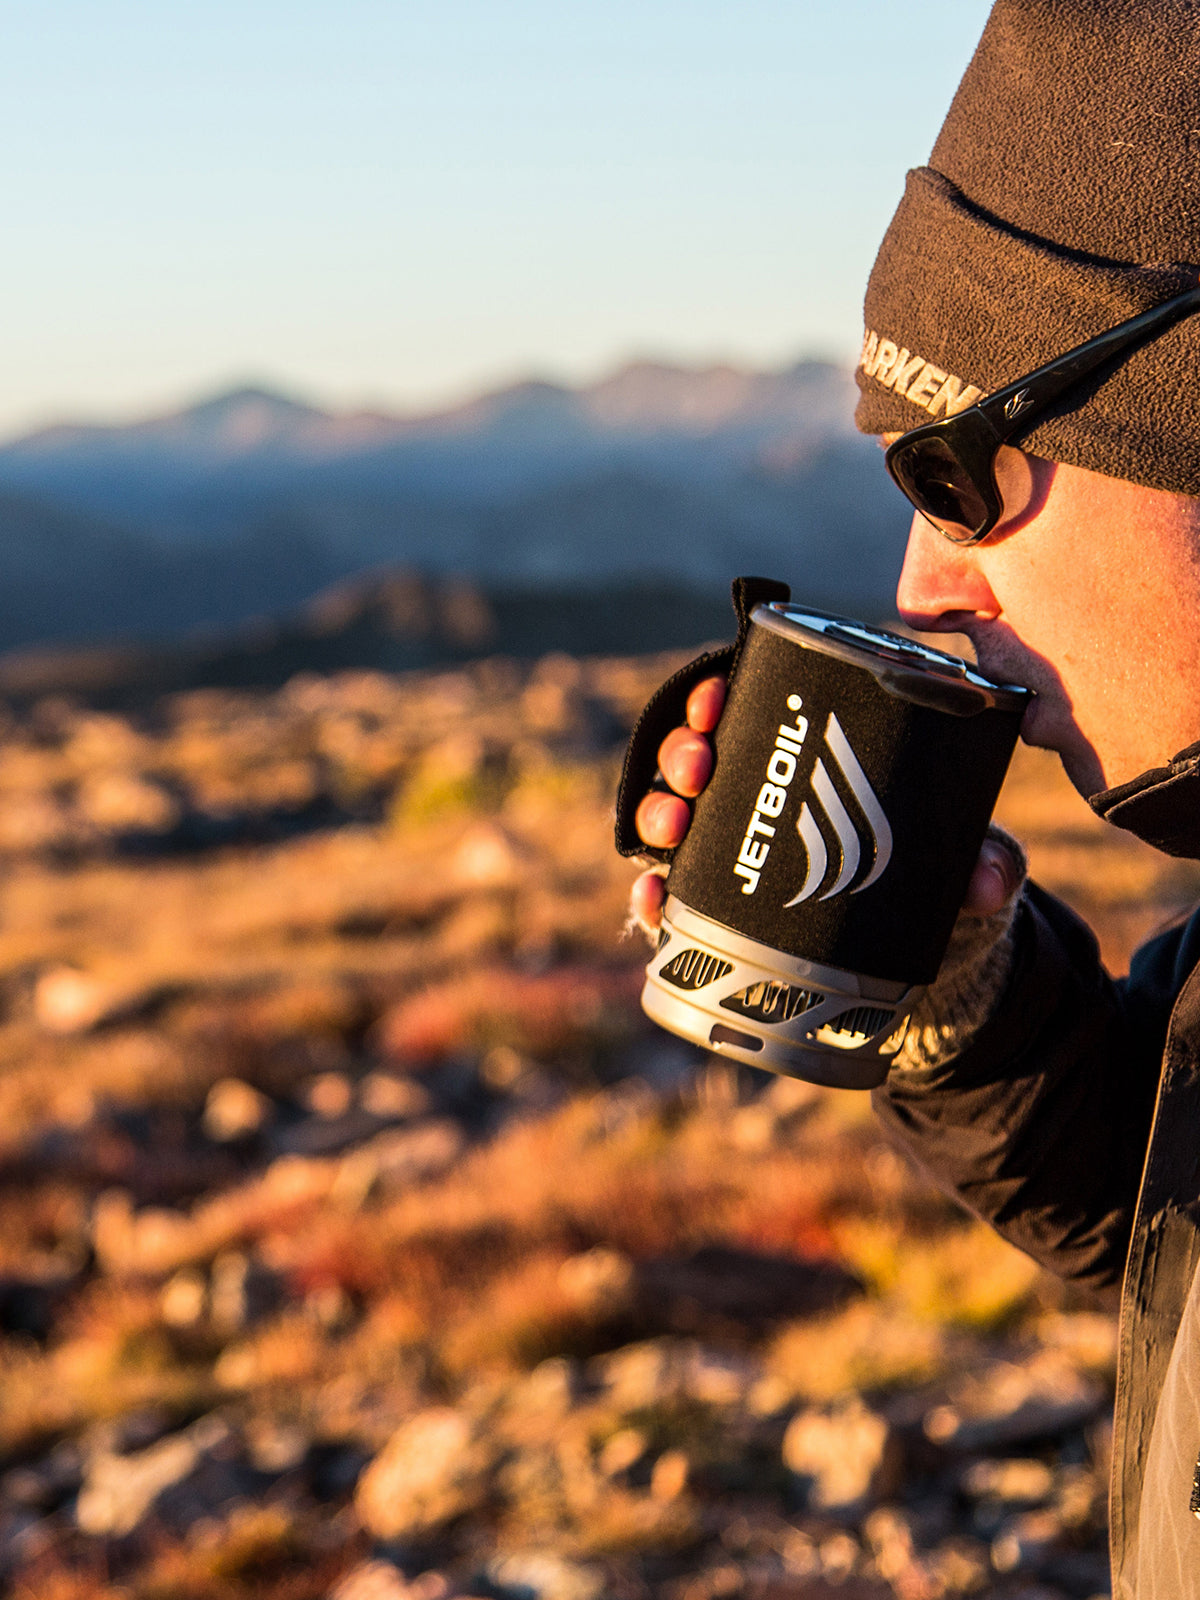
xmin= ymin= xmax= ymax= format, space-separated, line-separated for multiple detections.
xmin=614 ymin=577 xmax=1031 ymax=1089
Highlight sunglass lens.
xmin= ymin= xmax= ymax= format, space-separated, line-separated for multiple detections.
xmin=888 ymin=435 xmax=989 ymax=542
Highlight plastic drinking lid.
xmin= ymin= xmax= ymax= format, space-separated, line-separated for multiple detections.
xmin=752 ymin=603 xmax=1031 ymax=716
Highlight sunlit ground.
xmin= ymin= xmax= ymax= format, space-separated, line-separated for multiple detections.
xmin=0 ymin=654 xmax=1186 ymax=1598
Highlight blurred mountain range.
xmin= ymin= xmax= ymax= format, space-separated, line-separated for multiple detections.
xmin=0 ymin=359 xmax=908 ymax=664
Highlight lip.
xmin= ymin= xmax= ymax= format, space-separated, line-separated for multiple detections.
xmin=1018 ymin=690 xmax=1072 ymax=760
xmin=969 ymin=645 xmax=1039 ymax=732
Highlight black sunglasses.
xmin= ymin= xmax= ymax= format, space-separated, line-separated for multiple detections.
xmin=884 ymin=284 xmax=1200 ymax=544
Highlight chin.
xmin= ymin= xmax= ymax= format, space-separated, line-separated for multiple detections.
xmin=1060 ymin=749 xmax=1108 ymax=801
xmin=1020 ymin=702 xmax=1106 ymax=797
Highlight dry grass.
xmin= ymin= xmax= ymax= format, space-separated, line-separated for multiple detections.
xmin=832 ymin=1217 xmax=1043 ymax=1332
xmin=766 ymin=1302 xmax=951 ymax=1402
xmin=0 ymin=651 xmax=1157 ymax=1595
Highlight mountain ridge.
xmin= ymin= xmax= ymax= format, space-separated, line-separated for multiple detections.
xmin=0 ymin=356 xmax=907 ymax=660
xmin=2 ymin=356 xmax=856 ymax=459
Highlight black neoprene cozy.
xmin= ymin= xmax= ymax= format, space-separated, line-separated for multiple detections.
xmin=661 ymin=607 xmax=1027 ymax=987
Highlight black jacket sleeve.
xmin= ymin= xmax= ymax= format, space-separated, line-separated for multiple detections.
xmin=872 ymin=883 xmax=1200 ymax=1306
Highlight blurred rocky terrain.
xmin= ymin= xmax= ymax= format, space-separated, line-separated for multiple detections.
xmin=0 ymin=647 xmax=1196 ymax=1599
xmin=0 ymin=572 xmax=736 ymax=711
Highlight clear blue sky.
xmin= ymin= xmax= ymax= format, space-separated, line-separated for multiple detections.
xmin=1 ymin=1 xmax=992 ymax=436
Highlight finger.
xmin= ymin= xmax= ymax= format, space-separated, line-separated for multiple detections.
xmin=657 ymin=725 xmax=714 ymax=798
xmin=962 ymin=837 xmax=1023 ymax=916
xmin=629 ymin=869 xmax=667 ymax=935
xmin=635 ymin=789 xmax=691 ymax=849
xmin=686 ymin=675 xmax=727 ymax=734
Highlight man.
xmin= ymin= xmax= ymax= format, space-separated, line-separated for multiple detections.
xmin=629 ymin=1 xmax=1200 ymax=1592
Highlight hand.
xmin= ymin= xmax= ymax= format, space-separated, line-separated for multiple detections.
xmin=629 ymin=675 xmax=727 ymax=935
xmin=963 ymin=833 xmax=1024 ymax=918
xmin=627 ymin=675 xmax=1023 ymax=937
xmin=891 ymin=822 xmax=1027 ymax=1073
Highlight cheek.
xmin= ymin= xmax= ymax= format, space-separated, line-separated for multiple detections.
xmin=981 ymin=542 xmax=1135 ymax=734
xmin=997 ymin=523 xmax=1200 ymax=775
xmin=984 ymin=542 xmax=1097 ymax=667
xmin=1039 ymin=578 xmax=1137 ymax=715
xmin=974 ymin=465 xmax=1200 ymax=783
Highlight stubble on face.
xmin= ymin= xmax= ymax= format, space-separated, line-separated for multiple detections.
xmin=971 ymin=464 xmax=1200 ymax=797
xmin=895 ymin=450 xmax=1200 ymax=799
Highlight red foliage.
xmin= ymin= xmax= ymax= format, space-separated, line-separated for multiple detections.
xmin=374 ymin=963 xmax=642 ymax=1065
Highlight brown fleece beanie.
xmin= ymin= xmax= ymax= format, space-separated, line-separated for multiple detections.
xmin=855 ymin=0 xmax=1200 ymax=497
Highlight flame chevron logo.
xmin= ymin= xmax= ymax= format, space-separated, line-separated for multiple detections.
xmin=1003 ymin=387 xmax=1032 ymax=421
xmin=783 ymin=713 xmax=892 ymax=907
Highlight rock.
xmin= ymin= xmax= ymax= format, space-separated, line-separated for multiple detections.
xmin=329 ymin=1562 xmax=411 ymax=1600
xmin=1036 ymin=1310 xmax=1119 ymax=1378
xmin=558 ymin=1246 xmax=634 ymax=1317
xmin=959 ymin=1456 xmax=1056 ymax=1507
xmin=861 ymin=1506 xmax=919 ymax=1589
xmin=782 ymin=1398 xmax=903 ymax=1515
xmin=487 ymin=1552 xmax=605 ymax=1600
xmin=511 ymin=1356 xmax=578 ymax=1419
xmin=309 ymin=1444 xmax=372 ymax=1500
xmin=91 ymin=1190 xmax=200 ymax=1277
xmin=304 ymin=1072 xmax=354 ymax=1117
xmin=262 ymin=1153 xmax=339 ymax=1204
xmin=453 ymin=821 xmax=528 ymax=888
xmin=990 ymin=1508 xmax=1067 ymax=1573
xmin=77 ymin=1430 xmax=200 ymax=1537
xmin=33 ymin=967 xmax=131 ymax=1033
xmin=210 ymin=1250 xmax=252 ymax=1332
xmin=681 ymin=1346 xmax=760 ymax=1407
xmin=593 ymin=1340 xmax=677 ymax=1409
xmin=989 ymin=1484 xmax=1108 ymax=1592
xmin=77 ymin=771 xmax=179 ymax=834
xmin=479 ymin=1046 xmax=527 ymax=1090
xmin=76 ymin=1414 xmax=261 ymax=1537
xmin=671 ymin=1566 xmax=748 ymax=1600
xmin=161 ymin=1267 xmax=207 ymax=1327
xmin=375 ymin=966 xmax=636 ymax=1068
xmin=818 ymin=1530 xmax=864 ymax=1583
xmin=728 ymin=1103 xmax=780 ymax=1152
xmin=203 ymin=1077 xmax=272 ymax=1141
xmin=246 ymin=1420 xmax=311 ymax=1473
xmin=597 ymin=1427 xmax=649 ymax=1478
xmin=923 ymin=1353 xmax=1106 ymax=1451
xmin=1055 ymin=1462 xmax=1105 ymax=1532
xmin=307 ymin=1282 xmax=354 ymax=1329
xmin=355 ymin=1407 xmax=493 ymax=1540
xmin=335 ymin=1120 xmax=464 ymax=1200
xmin=210 ymin=1249 xmax=282 ymax=1332
xmin=862 ymin=1507 xmax=989 ymax=1598
xmin=650 ymin=1449 xmax=690 ymax=1501
xmin=359 ymin=1072 xmax=433 ymax=1119
xmin=762 ymin=1073 xmax=822 ymax=1118
xmin=330 ymin=1562 xmax=450 ymax=1600
xmin=594 ymin=1339 xmax=760 ymax=1411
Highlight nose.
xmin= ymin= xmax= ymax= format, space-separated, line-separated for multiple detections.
xmin=895 ymin=512 xmax=1000 ymax=632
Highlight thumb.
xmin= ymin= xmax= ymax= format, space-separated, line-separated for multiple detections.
xmin=962 ymin=829 xmax=1025 ymax=917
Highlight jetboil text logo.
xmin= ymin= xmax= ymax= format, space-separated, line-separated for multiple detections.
xmin=733 ymin=695 xmax=893 ymax=902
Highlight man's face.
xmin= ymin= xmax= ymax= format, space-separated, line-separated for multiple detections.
xmin=893 ymin=447 xmax=1200 ymax=797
